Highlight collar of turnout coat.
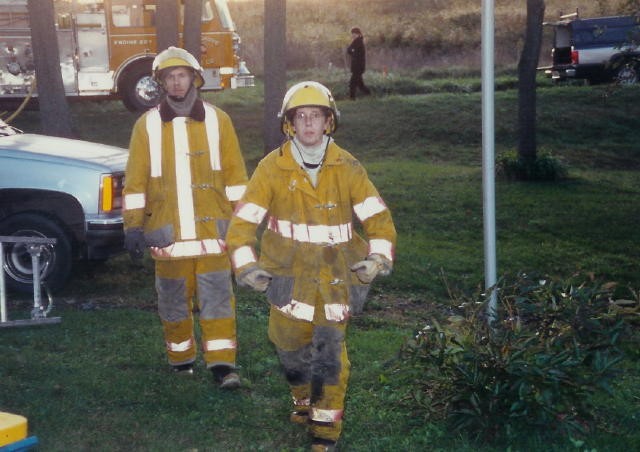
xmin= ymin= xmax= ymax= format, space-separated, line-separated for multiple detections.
xmin=278 ymin=140 xmax=356 ymax=171
xmin=159 ymin=98 xmax=206 ymax=122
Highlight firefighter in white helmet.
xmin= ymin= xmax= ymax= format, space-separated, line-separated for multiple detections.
xmin=226 ymin=81 xmax=396 ymax=451
xmin=123 ymin=47 xmax=248 ymax=388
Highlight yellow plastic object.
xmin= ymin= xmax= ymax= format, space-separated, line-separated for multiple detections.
xmin=0 ymin=412 xmax=27 ymax=447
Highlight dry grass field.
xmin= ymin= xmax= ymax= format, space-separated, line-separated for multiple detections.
xmin=229 ymin=0 xmax=637 ymax=74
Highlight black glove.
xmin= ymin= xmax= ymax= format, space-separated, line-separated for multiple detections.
xmin=124 ymin=228 xmax=146 ymax=260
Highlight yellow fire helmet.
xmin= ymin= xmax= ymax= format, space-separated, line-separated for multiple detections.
xmin=278 ymin=81 xmax=340 ymax=136
xmin=152 ymin=46 xmax=205 ymax=89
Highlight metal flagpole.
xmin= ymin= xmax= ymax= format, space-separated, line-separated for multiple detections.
xmin=481 ymin=0 xmax=498 ymax=321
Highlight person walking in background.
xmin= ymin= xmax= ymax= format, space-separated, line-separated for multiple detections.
xmin=346 ymin=27 xmax=371 ymax=100
xmin=123 ymin=47 xmax=248 ymax=389
xmin=226 ymin=81 xmax=396 ymax=451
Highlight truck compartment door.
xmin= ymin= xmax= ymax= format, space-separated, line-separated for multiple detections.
xmin=75 ymin=9 xmax=112 ymax=93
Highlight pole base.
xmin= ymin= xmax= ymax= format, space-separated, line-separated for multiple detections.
xmin=0 ymin=317 xmax=62 ymax=328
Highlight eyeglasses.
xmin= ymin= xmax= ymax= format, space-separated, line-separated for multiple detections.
xmin=294 ymin=111 xmax=325 ymax=122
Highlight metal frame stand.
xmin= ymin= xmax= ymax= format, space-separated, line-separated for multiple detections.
xmin=0 ymin=236 xmax=61 ymax=328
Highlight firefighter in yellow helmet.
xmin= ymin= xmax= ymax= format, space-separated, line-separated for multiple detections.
xmin=123 ymin=47 xmax=248 ymax=388
xmin=226 ymin=81 xmax=396 ymax=451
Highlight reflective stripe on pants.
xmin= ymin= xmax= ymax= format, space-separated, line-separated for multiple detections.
xmin=269 ymin=304 xmax=350 ymax=442
xmin=155 ymin=255 xmax=237 ymax=368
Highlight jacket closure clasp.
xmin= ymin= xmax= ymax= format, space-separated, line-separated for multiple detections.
xmin=192 ymin=183 xmax=214 ymax=189
xmin=315 ymin=203 xmax=336 ymax=210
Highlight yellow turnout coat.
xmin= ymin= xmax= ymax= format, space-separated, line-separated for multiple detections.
xmin=123 ymin=101 xmax=248 ymax=259
xmin=227 ymin=140 xmax=396 ymax=321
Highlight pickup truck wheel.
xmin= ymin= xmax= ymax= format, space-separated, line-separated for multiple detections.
xmin=0 ymin=213 xmax=73 ymax=294
xmin=615 ymin=62 xmax=639 ymax=85
xmin=119 ymin=62 xmax=163 ymax=112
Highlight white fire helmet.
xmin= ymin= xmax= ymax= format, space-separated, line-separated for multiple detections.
xmin=152 ymin=46 xmax=204 ymax=88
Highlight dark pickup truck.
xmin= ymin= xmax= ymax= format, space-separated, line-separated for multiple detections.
xmin=539 ymin=13 xmax=640 ymax=84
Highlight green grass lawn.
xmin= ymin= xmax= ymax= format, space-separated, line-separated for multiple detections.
xmin=2 ymin=77 xmax=639 ymax=450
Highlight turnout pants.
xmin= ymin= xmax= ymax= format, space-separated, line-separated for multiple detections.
xmin=155 ymin=255 xmax=237 ymax=369
xmin=268 ymin=303 xmax=351 ymax=442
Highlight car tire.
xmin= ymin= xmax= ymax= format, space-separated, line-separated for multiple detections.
xmin=119 ymin=61 xmax=163 ymax=112
xmin=615 ymin=62 xmax=639 ymax=85
xmin=0 ymin=213 xmax=73 ymax=294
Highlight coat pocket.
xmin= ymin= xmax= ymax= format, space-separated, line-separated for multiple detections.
xmin=266 ymin=275 xmax=295 ymax=308
xmin=145 ymin=224 xmax=175 ymax=248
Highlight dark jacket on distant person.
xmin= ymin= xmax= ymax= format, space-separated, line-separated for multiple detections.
xmin=347 ymin=35 xmax=366 ymax=74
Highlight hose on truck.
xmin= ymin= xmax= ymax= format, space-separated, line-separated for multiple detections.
xmin=1 ymin=77 xmax=37 ymax=124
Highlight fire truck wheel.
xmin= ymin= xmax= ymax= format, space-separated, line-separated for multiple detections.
xmin=0 ymin=213 xmax=73 ymax=294
xmin=119 ymin=62 xmax=163 ymax=112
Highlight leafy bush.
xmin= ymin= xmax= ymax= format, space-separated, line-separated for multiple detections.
xmin=496 ymin=149 xmax=568 ymax=181
xmin=396 ymin=273 xmax=631 ymax=444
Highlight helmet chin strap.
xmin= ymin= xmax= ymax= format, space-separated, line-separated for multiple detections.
xmin=292 ymin=136 xmax=329 ymax=169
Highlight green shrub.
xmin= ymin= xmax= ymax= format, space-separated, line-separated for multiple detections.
xmin=497 ymin=149 xmax=568 ymax=181
xmin=397 ymin=273 xmax=630 ymax=444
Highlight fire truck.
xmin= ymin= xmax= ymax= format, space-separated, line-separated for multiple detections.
xmin=0 ymin=0 xmax=254 ymax=112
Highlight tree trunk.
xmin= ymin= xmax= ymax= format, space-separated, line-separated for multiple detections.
xmin=517 ymin=0 xmax=545 ymax=162
xmin=27 ymin=0 xmax=74 ymax=138
xmin=183 ymin=0 xmax=203 ymax=61
xmin=264 ymin=0 xmax=287 ymax=153
xmin=156 ymin=0 xmax=179 ymax=52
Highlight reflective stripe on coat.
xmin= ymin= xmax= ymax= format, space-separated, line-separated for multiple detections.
xmin=226 ymin=140 xmax=396 ymax=315
xmin=123 ymin=102 xmax=248 ymax=260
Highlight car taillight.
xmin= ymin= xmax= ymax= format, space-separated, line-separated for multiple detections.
xmin=99 ymin=173 xmax=124 ymax=213
xmin=571 ymin=49 xmax=579 ymax=64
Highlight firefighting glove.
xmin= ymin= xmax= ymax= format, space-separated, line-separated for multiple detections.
xmin=124 ymin=228 xmax=146 ymax=260
xmin=238 ymin=267 xmax=273 ymax=292
xmin=350 ymin=253 xmax=392 ymax=284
